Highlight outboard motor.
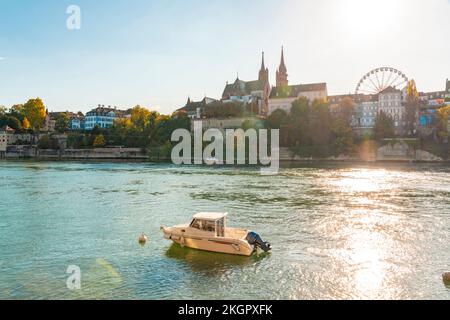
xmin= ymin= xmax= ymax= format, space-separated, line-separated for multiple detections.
xmin=246 ymin=232 xmax=271 ymax=252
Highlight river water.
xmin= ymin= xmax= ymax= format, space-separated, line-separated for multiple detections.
xmin=0 ymin=161 xmax=449 ymax=299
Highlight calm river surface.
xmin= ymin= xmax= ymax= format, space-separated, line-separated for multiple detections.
xmin=0 ymin=161 xmax=449 ymax=299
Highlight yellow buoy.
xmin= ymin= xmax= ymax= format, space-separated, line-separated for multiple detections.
xmin=138 ymin=233 xmax=148 ymax=245
xmin=443 ymin=273 xmax=450 ymax=284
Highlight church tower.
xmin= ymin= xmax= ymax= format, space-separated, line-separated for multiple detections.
xmin=258 ymin=51 xmax=269 ymax=84
xmin=276 ymin=46 xmax=288 ymax=87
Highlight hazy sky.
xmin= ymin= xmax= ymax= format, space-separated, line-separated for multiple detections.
xmin=0 ymin=0 xmax=449 ymax=114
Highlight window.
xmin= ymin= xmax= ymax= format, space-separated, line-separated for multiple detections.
xmin=191 ymin=219 xmax=202 ymax=230
xmin=190 ymin=219 xmax=216 ymax=233
xmin=216 ymin=219 xmax=225 ymax=237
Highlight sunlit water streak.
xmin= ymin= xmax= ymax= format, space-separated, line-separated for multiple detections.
xmin=0 ymin=161 xmax=449 ymax=299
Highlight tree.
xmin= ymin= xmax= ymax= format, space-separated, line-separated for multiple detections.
xmin=405 ymin=79 xmax=420 ymax=136
xmin=336 ymin=97 xmax=356 ymax=125
xmin=331 ymin=97 xmax=356 ymax=155
xmin=0 ymin=105 xmax=7 ymax=116
xmin=267 ymin=109 xmax=289 ymax=129
xmin=0 ymin=115 xmax=21 ymax=131
xmin=67 ymin=133 xmax=85 ymax=149
xmin=436 ymin=106 xmax=450 ymax=143
xmin=55 ymin=112 xmax=71 ymax=133
xmin=9 ymin=104 xmax=25 ymax=123
xmin=289 ymin=97 xmax=309 ymax=146
xmin=93 ymin=134 xmax=106 ymax=147
xmin=267 ymin=109 xmax=290 ymax=146
xmin=242 ymin=119 xmax=263 ymax=131
xmin=131 ymin=105 xmax=151 ymax=129
xmin=203 ymin=101 xmax=245 ymax=118
xmin=309 ymin=99 xmax=332 ymax=147
xmin=22 ymin=117 xmax=31 ymax=130
xmin=22 ymin=98 xmax=46 ymax=130
xmin=374 ymin=111 xmax=395 ymax=139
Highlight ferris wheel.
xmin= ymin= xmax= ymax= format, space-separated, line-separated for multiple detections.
xmin=355 ymin=67 xmax=408 ymax=95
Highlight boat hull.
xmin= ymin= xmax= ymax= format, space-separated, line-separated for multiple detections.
xmin=162 ymin=228 xmax=255 ymax=256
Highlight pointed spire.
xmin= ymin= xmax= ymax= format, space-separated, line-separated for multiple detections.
xmin=260 ymin=51 xmax=265 ymax=70
xmin=259 ymin=51 xmax=269 ymax=83
xmin=276 ymin=45 xmax=288 ymax=87
xmin=280 ymin=46 xmax=286 ymax=71
xmin=186 ymin=96 xmax=191 ymax=105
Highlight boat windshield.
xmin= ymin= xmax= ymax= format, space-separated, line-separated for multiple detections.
xmin=190 ymin=219 xmax=216 ymax=233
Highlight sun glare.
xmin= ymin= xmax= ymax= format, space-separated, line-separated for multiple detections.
xmin=336 ymin=0 xmax=402 ymax=38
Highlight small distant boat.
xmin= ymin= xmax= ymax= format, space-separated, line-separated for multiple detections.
xmin=161 ymin=212 xmax=271 ymax=256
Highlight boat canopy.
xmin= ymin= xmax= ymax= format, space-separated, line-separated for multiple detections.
xmin=193 ymin=212 xmax=228 ymax=221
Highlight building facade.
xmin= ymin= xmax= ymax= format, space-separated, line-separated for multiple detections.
xmin=84 ymin=105 xmax=127 ymax=130
xmin=356 ymin=95 xmax=378 ymax=128
xmin=221 ymin=52 xmax=271 ymax=115
xmin=378 ymin=86 xmax=405 ymax=132
xmin=268 ymin=83 xmax=328 ymax=115
xmin=0 ymin=127 xmax=8 ymax=153
xmin=178 ymin=97 xmax=217 ymax=119
xmin=42 ymin=109 xmax=56 ymax=132
xmin=70 ymin=113 xmax=85 ymax=130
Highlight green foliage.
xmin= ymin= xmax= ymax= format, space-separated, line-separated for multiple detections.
xmin=242 ymin=118 xmax=264 ymax=131
xmin=404 ymin=80 xmax=420 ymax=136
xmin=107 ymin=106 xmax=191 ymax=149
xmin=202 ymin=101 xmax=258 ymax=118
xmin=9 ymin=104 xmax=25 ymax=122
xmin=436 ymin=106 xmax=450 ymax=142
xmin=93 ymin=134 xmax=106 ymax=147
xmin=0 ymin=115 xmax=22 ymax=131
xmin=374 ymin=111 xmax=395 ymax=139
xmin=270 ymin=97 xmax=356 ymax=156
xmin=23 ymin=98 xmax=46 ymax=130
xmin=67 ymin=133 xmax=85 ymax=149
xmin=267 ymin=109 xmax=289 ymax=129
xmin=309 ymin=99 xmax=332 ymax=147
xmin=55 ymin=113 xmax=71 ymax=133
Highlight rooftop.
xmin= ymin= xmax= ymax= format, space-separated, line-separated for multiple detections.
xmin=379 ymin=86 xmax=402 ymax=94
xmin=193 ymin=212 xmax=228 ymax=220
xmin=86 ymin=106 xmax=127 ymax=117
xmin=222 ymin=78 xmax=265 ymax=99
xmin=0 ymin=125 xmax=16 ymax=133
xmin=178 ymin=97 xmax=214 ymax=113
xmin=270 ymin=83 xmax=327 ymax=99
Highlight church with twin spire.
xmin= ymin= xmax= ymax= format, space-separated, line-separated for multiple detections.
xmin=180 ymin=46 xmax=327 ymax=118
xmin=221 ymin=46 xmax=327 ymax=116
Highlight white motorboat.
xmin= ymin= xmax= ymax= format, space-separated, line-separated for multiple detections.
xmin=161 ymin=212 xmax=271 ymax=256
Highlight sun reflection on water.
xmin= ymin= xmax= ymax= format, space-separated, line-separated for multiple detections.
xmin=319 ymin=168 xmax=406 ymax=299
xmin=333 ymin=169 xmax=388 ymax=193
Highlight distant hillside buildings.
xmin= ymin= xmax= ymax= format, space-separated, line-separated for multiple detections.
xmin=175 ymin=47 xmax=449 ymax=137
xmin=40 ymin=105 xmax=131 ymax=132
xmin=84 ymin=105 xmax=130 ymax=130
xmin=18 ymin=51 xmax=449 ymax=140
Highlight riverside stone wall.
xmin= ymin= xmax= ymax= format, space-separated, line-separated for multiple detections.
xmin=5 ymin=147 xmax=147 ymax=160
